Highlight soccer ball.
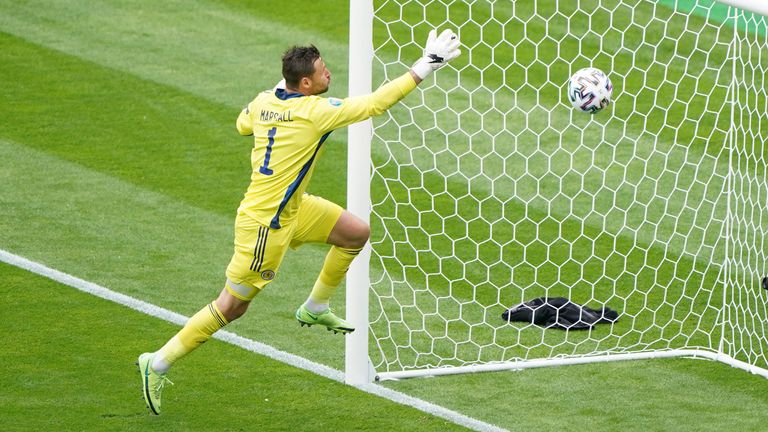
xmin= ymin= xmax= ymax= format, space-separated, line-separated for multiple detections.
xmin=567 ymin=67 xmax=613 ymax=114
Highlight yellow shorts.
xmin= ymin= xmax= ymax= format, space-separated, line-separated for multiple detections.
xmin=224 ymin=194 xmax=343 ymax=300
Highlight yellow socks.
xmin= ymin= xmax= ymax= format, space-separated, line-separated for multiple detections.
xmin=306 ymin=246 xmax=362 ymax=312
xmin=152 ymin=302 xmax=228 ymax=373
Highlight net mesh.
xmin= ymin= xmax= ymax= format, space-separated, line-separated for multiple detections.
xmin=725 ymin=10 xmax=768 ymax=367
xmin=366 ymin=0 xmax=768 ymax=374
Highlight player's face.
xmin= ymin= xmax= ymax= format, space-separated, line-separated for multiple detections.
xmin=308 ymin=57 xmax=331 ymax=95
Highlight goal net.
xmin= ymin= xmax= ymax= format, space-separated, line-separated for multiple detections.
xmin=347 ymin=0 xmax=768 ymax=381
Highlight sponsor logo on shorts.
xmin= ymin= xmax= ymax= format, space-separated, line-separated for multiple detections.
xmin=261 ymin=269 xmax=275 ymax=280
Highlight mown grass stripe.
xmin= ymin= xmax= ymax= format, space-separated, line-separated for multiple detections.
xmin=0 ymin=248 xmax=507 ymax=432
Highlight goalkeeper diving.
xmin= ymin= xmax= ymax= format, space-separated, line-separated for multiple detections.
xmin=136 ymin=29 xmax=461 ymax=415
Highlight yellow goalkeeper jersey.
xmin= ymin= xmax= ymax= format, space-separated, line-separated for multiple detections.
xmin=236 ymin=72 xmax=417 ymax=229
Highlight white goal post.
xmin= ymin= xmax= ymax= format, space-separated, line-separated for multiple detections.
xmin=345 ymin=0 xmax=376 ymax=385
xmin=346 ymin=0 xmax=768 ymax=384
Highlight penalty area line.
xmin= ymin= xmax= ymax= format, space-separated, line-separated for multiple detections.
xmin=0 ymin=249 xmax=507 ymax=432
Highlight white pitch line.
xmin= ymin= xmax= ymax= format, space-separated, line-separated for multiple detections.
xmin=0 ymin=249 xmax=507 ymax=432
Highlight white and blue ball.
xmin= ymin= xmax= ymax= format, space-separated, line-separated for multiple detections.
xmin=567 ymin=67 xmax=613 ymax=114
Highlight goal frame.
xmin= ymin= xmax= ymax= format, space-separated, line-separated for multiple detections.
xmin=345 ymin=0 xmax=768 ymax=384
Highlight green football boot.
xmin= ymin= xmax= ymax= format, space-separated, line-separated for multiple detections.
xmin=136 ymin=352 xmax=173 ymax=415
xmin=295 ymin=305 xmax=355 ymax=334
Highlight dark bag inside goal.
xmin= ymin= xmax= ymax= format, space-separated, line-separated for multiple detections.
xmin=502 ymin=297 xmax=619 ymax=330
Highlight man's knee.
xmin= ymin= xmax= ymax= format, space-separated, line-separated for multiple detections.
xmin=330 ymin=212 xmax=370 ymax=248
xmin=348 ymin=221 xmax=370 ymax=248
xmin=216 ymin=281 xmax=255 ymax=321
xmin=339 ymin=218 xmax=369 ymax=249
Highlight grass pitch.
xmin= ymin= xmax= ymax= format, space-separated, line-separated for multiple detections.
xmin=0 ymin=263 xmax=465 ymax=431
xmin=2 ymin=0 xmax=768 ymax=431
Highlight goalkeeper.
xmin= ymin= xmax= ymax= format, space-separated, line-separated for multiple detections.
xmin=137 ymin=29 xmax=461 ymax=415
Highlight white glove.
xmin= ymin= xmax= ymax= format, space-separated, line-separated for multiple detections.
xmin=273 ymin=79 xmax=286 ymax=90
xmin=411 ymin=29 xmax=461 ymax=80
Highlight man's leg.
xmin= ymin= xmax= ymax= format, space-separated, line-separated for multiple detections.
xmin=137 ymin=213 xmax=290 ymax=415
xmin=138 ymin=281 xmax=253 ymax=415
xmin=304 ymin=210 xmax=369 ymax=314
xmin=152 ymin=282 xmax=251 ymax=373
xmin=292 ymin=196 xmax=370 ymax=333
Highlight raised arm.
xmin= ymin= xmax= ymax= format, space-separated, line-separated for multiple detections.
xmin=311 ymin=29 xmax=461 ymax=132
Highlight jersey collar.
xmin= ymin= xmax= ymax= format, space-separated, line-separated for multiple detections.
xmin=275 ymin=88 xmax=305 ymax=100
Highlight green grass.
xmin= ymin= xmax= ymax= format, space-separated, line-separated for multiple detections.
xmin=391 ymin=356 xmax=768 ymax=432
xmin=5 ymin=263 xmax=768 ymax=431
xmin=2 ymin=0 xmax=768 ymax=430
xmin=0 ymin=263 xmax=466 ymax=432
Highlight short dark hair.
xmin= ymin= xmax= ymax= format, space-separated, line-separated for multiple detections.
xmin=282 ymin=45 xmax=321 ymax=88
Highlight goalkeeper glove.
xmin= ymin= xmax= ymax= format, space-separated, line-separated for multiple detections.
xmin=411 ymin=29 xmax=461 ymax=80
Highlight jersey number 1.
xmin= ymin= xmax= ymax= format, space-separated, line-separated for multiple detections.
xmin=259 ymin=127 xmax=277 ymax=175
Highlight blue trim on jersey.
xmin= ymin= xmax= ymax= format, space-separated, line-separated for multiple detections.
xmin=270 ymin=131 xmax=333 ymax=229
xmin=275 ymin=88 xmax=305 ymax=100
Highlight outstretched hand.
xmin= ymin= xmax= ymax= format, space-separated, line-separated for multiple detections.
xmin=411 ymin=29 xmax=461 ymax=80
